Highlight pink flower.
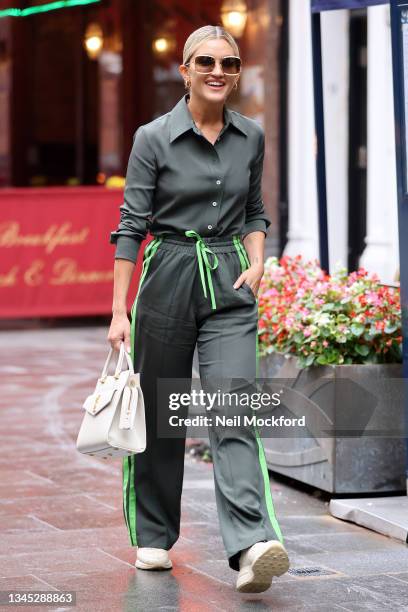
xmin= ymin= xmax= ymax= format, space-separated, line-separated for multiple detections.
xmin=257 ymin=254 xmax=401 ymax=365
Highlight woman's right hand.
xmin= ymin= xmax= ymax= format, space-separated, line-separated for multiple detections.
xmin=107 ymin=312 xmax=131 ymax=354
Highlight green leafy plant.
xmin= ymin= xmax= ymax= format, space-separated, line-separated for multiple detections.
xmin=257 ymin=255 xmax=402 ymax=368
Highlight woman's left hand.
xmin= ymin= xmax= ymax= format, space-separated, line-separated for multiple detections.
xmin=233 ymin=263 xmax=264 ymax=298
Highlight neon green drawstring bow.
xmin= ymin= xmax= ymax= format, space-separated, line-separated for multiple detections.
xmin=185 ymin=230 xmax=219 ymax=310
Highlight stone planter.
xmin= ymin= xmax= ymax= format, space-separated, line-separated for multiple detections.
xmin=258 ymin=353 xmax=406 ymax=494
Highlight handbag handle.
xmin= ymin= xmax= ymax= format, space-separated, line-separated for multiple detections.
xmin=100 ymin=342 xmax=134 ymax=381
xmin=114 ymin=341 xmax=134 ymax=376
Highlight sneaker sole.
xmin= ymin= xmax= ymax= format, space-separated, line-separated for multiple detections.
xmin=135 ymin=559 xmax=172 ymax=570
xmin=236 ymin=541 xmax=290 ymax=593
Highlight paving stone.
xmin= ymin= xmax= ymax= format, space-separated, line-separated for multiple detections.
xmin=285 ymin=531 xmax=404 ymax=554
xmin=0 ymin=574 xmax=57 ymax=591
xmin=386 ymin=572 xmax=408 ymax=583
xmin=37 ymin=568 xmax=138 ymax=598
xmin=283 ymin=535 xmax=326 ymax=555
xmin=0 ymin=515 xmax=58 ymax=534
xmin=340 ymin=574 xmax=408 ymax=608
xmin=297 ymin=547 xmax=408 ymax=576
xmin=240 ymin=573 xmax=408 ymax=610
xmin=279 ymin=514 xmax=368 ymax=536
xmin=0 ymin=526 xmax=129 ymax=555
xmin=0 ymin=548 xmax=127 ymax=578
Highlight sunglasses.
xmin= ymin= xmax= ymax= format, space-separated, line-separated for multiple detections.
xmin=185 ymin=55 xmax=242 ymax=76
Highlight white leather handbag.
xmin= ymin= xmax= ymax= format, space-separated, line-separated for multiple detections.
xmin=76 ymin=341 xmax=146 ymax=458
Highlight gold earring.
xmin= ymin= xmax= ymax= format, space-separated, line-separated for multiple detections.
xmin=185 ymin=79 xmax=191 ymax=89
xmin=233 ymin=81 xmax=238 ymax=90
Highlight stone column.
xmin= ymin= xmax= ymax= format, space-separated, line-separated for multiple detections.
xmin=283 ymin=0 xmax=319 ymax=261
xmin=321 ymin=9 xmax=349 ymax=273
xmin=359 ymin=3 xmax=399 ymax=283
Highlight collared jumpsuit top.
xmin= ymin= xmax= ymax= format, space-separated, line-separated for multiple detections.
xmin=109 ymin=93 xmax=285 ymax=573
xmin=109 ymin=93 xmax=271 ymax=261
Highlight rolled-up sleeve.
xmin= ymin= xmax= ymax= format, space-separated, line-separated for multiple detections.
xmin=242 ymin=128 xmax=271 ymax=238
xmin=109 ymin=125 xmax=156 ymax=263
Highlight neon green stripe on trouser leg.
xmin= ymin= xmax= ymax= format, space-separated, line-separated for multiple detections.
xmin=121 ymin=236 xmax=163 ymax=546
xmin=232 ymin=235 xmax=285 ymax=545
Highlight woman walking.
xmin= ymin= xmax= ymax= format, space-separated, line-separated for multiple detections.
xmin=108 ymin=25 xmax=290 ymax=593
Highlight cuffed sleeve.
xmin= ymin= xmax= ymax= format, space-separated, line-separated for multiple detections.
xmin=114 ymin=235 xmax=142 ymax=263
xmin=110 ymin=125 xmax=156 ymax=261
xmin=242 ymin=128 xmax=271 ymax=238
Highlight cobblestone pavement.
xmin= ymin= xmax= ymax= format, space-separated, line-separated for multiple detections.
xmin=1 ymin=324 xmax=408 ymax=611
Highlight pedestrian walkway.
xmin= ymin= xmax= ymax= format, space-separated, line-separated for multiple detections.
xmin=0 ymin=325 xmax=407 ymax=611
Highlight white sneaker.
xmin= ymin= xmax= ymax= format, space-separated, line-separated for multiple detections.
xmin=135 ymin=547 xmax=173 ymax=570
xmin=236 ymin=540 xmax=290 ymax=593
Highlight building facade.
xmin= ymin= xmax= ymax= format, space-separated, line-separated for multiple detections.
xmin=0 ymin=0 xmax=399 ymax=281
